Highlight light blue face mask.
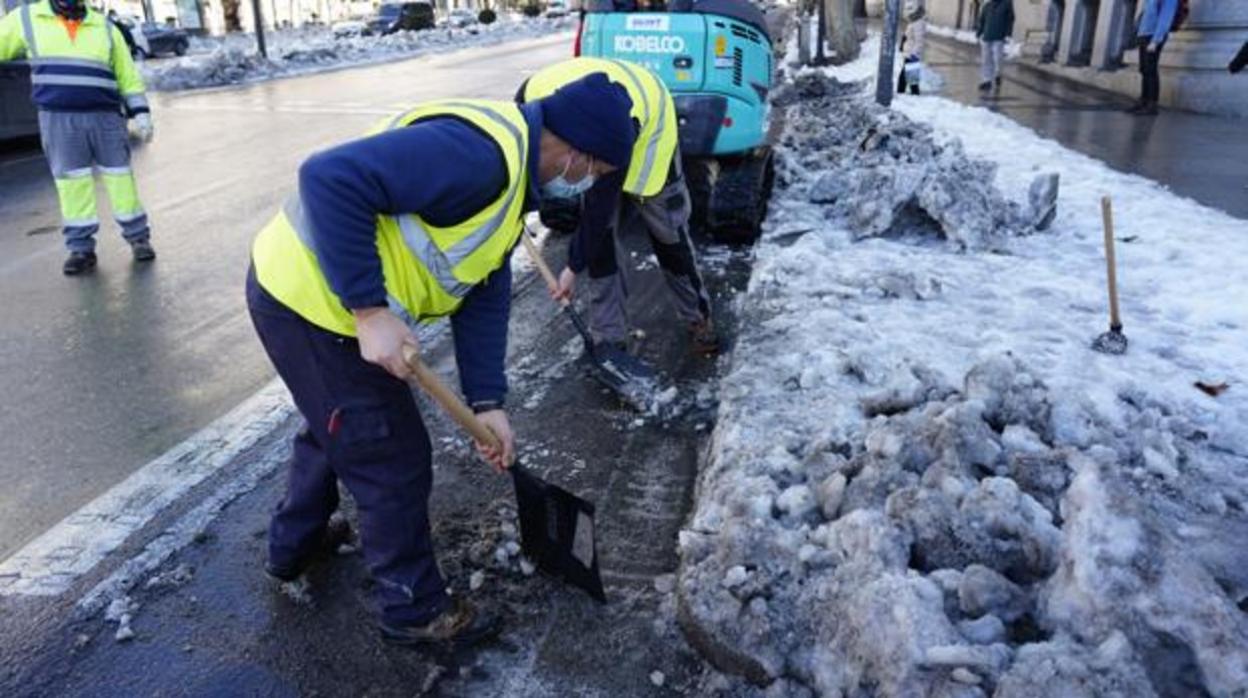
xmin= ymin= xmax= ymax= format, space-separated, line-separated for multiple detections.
xmin=542 ymin=155 xmax=596 ymax=200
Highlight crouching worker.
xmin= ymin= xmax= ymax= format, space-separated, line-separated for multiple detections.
xmin=246 ymin=74 xmax=635 ymax=649
xmin=519 ymin=58 xmax=719 ymax=383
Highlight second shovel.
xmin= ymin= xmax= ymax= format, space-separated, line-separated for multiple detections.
xmin=520 ymin=232 xmax=661 ymax=412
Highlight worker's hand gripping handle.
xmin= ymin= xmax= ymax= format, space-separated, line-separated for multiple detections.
xmin=401 ymin=345 xmax=503 ymax=452
xmin=520 ymin=233 xmax=569 ymax=309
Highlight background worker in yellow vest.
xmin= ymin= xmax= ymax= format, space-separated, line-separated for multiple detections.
xmin=0 ymin=0 xmax=155 ymax=275
xmin=520 ymin=58 xmax=718 ymax=381
xmin=247 ymin=74 xmax=634 ymax=649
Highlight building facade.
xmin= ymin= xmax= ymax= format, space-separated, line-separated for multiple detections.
xmin=921 ymin=0 xmax=1247 ymax=117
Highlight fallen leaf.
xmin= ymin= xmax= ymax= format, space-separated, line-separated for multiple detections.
xmin=1194 ymin=381 xmax=1230 ymax=397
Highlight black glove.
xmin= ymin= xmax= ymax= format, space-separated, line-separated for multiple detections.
xmin=539 ymin=196 xmax=582 ymax=235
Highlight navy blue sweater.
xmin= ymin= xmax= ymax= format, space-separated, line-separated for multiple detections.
xmin=297 ymin=103 xmax=544 ymax=406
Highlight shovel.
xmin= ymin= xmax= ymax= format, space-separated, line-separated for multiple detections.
xmin=519 ymin=232 xmax=661 ymax=413
xmin=1091 ymin=196 xmax=1128 ymax=355
xmin=402 ymin=346 xmax=607 ymax=603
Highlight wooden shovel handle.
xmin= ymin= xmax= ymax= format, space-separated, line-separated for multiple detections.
xmin=1100 ymin=197 xmax=1122 ymax=330
xmin=402 ymin=344 xmax=503 ymax=452
xmin=520 ymin=233 xmax=570 ymax=308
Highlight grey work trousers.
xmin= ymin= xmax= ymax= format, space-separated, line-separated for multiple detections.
xmin=574 ymin=156 xmax=712 ymax=345
xmin=980 ymin=40 xmax=1007 ymax=83
xmin=38 ymin=111 xmax=150 ymax=253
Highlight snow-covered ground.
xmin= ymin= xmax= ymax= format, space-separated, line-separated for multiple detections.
xmin=678 ymin=36 xmax=1248 ymax=698
xmin=140 ymin=18 xmax=575 ymax=92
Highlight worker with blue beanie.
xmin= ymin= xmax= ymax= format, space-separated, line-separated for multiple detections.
xmin=246 ymin=73 xmax=635 ymax=651
xmin=520 ymin=58 xmax=719 ymax=399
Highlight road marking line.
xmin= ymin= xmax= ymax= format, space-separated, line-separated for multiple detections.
xmin=77 ymin=432 xmax=290 ymax=614
xmin=0 ymin=379 xmax=293 ymax=597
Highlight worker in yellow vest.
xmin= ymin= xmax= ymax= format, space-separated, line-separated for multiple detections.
xmin=519 ymin=58 xmax=718 ymax=382
xmin=247 ymin=74 xmax=635 ymax=649
xmin=0 ymin=0 xmax=155 ymax=275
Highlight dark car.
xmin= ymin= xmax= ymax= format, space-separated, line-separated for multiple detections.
xmin=368 ymin=1 xmax=436 ymax=35
xmin=0 ymin=61 xmax=38 ymax=140
xmin=135 ymin=23 xmax=191 ymax=58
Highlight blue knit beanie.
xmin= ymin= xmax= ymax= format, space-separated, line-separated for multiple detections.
xmin=540 ymin=73 xmax=637 ymax=170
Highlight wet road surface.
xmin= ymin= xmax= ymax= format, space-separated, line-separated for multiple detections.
xmin=0 ymin=213 xmax=757 ymax=698
xmin=923 ymin=34 xmax=1248 ymax=220
xmin=0 ymin=33 xmax=576 ymax=560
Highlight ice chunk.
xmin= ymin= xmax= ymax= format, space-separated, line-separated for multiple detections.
xmin=958 ymin=565 xmax=1027 ymax=621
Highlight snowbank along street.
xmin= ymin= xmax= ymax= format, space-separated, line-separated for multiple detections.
xmin=677 ymin=34 xmax=1248 ymax=698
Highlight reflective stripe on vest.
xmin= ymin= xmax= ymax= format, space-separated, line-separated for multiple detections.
xmin=252 ymin=100 xmax=530 ymax=337
xmin=523 ymin=58 xmax=676 ymax=197
xmin=20 ymin=5 xmax=121 ymax=89
xmin=19 ymin=3 xmax=38 ymax=56
xmin=606 ymin=59 xmax=668 ymax=197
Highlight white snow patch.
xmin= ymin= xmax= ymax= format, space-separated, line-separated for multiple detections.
xmin=142 ymin=19 xmax=575 ymax=92
xmin=678 ymin=60 xmax=1248 ymax=697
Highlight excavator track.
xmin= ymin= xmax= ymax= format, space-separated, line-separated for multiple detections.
xmin=705 ymin=147 xmax=775 ymax=244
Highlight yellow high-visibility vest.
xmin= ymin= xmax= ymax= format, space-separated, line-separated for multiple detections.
xmin=524 ymin=57 xmax=677 ymax=198
xmin=0 ymin=1 xmax=148 ymax=115
xmin=252 ymin=99 xmax=530 ymax=337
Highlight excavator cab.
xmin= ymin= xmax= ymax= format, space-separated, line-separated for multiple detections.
xmin=579 ymin=0 xmax=777 ymax=242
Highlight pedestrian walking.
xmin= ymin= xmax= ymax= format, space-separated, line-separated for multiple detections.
xmin=518 ymin=57 xmax=719 ymax=384
xmin=897 ymin=0 xmax=927 ymax=96
xmin=0 ymin=0 xmax=155 ymax=276
xmin=247 ymin=74 xmax=635 ymax=650
xmin=1127 ymin=0 xmax=1182 ymax=116
xmin=976 ymin=0 xmax=1014 ymax=93
xmin=1039 ymin=0 xmax=1064 ymax=63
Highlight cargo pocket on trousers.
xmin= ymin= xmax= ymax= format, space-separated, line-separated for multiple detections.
xmin=646 ymin=180 xmax=692 ymax=245
xmin=328 ymin=403 xmax=397 ymax=463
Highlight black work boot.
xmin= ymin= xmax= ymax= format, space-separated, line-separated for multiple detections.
xmin=265 ymin=516 xmax=355 ymax=582
xmin=130 ymin=239 xmax=156 ymax=262
xmin=688 ymin=319 xmax=720 ymax=355
xmin=380 ymin=596 xmax=501 ymax=650
xmin=63 ymin=251 xmax=97 ymax=276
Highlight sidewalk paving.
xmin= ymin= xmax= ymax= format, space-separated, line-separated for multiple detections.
xmin=920 ymin=34 xmax=1247 ymax=220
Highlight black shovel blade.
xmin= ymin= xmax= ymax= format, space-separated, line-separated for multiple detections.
xmin=510 ymin=463 xmax=606 ymax=603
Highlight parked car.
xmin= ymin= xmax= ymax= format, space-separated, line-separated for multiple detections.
xmin=112 ymin=16 xmax=189 ymax=58
xmin=441 ymin=8 xmax=479 ymax=29
xmin=331 ymin=19 xmax=371 ymax=37
xmin=368 ymin=2 xmax=436 ymax=34
xmin=0 ymin=61 xmax=38 ymax=141
xmin=545 ymin=0 xmax=569 ymax=18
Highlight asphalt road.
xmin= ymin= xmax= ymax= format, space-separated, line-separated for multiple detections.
xmin=0 ymin=33 xmax=576 ymax=560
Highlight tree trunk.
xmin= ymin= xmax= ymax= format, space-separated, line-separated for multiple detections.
xmin=875 ymin=0 xmax=900 ymax=106
xmin=825 ymin=0 xmax=860 ymax=64
xmin=223 ymin=0 xmax=242 ymax=32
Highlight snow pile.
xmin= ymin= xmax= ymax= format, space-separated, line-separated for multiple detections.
xmin=677 ymin=58 xmax=1248 ymax=697
xmin=775 ymin=72 xmax=1056 ymax=251
xmin=142 ymin=18 xmax=574 ymax=92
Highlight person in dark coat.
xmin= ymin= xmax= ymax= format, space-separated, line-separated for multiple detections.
xmin=976 ymin=0 xmax=1014 ymax=92
xmin=1127 ymin=0 xmax=1180 ymax=116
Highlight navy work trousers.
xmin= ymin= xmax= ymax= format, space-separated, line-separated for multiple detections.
xmin=246 ymin=267 xmax=449 ymax=626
